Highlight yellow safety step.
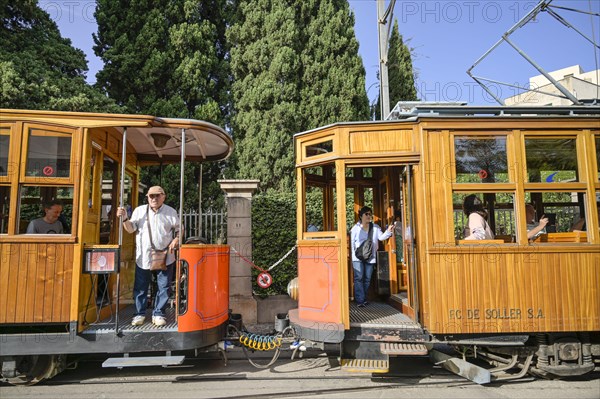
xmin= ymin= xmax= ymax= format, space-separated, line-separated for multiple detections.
xmin=340 ymin=358 xmax=389 ymax=373
xmin=380 ymin=343 xmax=428 ymax=355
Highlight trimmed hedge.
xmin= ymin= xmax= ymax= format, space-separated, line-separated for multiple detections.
xmin=251 ymin=192 xmax=297 ymax=297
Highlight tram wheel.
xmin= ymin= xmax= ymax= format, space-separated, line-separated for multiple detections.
xmin=2 ymin=355 xmax=65 ymax=386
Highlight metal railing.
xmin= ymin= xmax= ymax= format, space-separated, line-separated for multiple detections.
xmin=182 ymin=209 xmax=227 ymax=244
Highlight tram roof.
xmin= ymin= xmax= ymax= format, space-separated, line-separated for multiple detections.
xmin=293 ymin=104 xmax=600 ymax=138
xmin=0 ymin=109 xmax=233 ymax=164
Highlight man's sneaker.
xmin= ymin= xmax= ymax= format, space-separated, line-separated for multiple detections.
xmin=357 ymin=303 xmax=366 ymax=308
xmin=131 ymin=315 xmax=145 ymax=326
xmin=152 ymin=316 xmax=167 ymax=326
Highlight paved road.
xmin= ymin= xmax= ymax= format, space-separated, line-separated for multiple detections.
xmin=2 ymin=351 xmax=599 ymax=399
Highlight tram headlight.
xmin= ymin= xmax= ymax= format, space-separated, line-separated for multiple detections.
xmin=287 ymin=277 xmax=299 ymax=301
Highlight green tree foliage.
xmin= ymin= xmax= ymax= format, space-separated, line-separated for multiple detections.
xmin=0 ymin=0 xmax=120 ymax=112
xmin=373 ymin=19 xmax=418 ymax=120
xmin=94 ymin=0 xmax=232 ymax=211
xmin=228 ymin=0 xmax=369 ymax=194
xmin=299 ymin=0 xmax=370 ymax=129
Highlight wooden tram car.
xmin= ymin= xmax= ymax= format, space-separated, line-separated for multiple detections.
xmin=289 ymin=105 xmax=600 ymax=381
xmin=0 ymin=109 xmax=233 ymax=384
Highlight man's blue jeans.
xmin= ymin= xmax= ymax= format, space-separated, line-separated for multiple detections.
xmin=133 ymin=263 xmax=174 ymax=317
xmin=352 ymin=260 xmax=374 ymax=305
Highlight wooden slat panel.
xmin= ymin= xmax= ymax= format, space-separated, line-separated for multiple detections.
xmin=24 ymin=243 xmax=39 ymax=322
xmin=60 ymin=246 xmax=73 ymax=322
xmin=0 ymin=244 xmax=11 ymax=321
xmin=349 ymin=129 xmax=413 ymax=154
xmin=0 ymin=243 xmax=74 ymax=324
xmin=42 ymin=244 xmax=55 ymax=321
xmin=422 ymin=251 xmax=600 ymax=334
xmin=14 ymin=242 xmax=30 ymax=323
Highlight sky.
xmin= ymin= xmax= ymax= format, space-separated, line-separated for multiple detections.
xmin=43 ymin=0 xmax=600 ymax=107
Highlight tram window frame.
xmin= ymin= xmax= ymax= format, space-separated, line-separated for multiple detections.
xmin=523 ymin=136 xmax=579 ymax=184
xmin=18 ymin=185 xmax=74 ymax=235
xmin=21 ymin=125 xmax=75 ymax=183
xmin=524 ymin=191 xmax=590 ymax=243
xmin=453 ymin=135 xmax=510 ymax=183
xmin=452 ymin=191 xmax=516 ymax=242
xmin=0 ymin=185 xmax=9 ymax=234
xmin=303 ymin=165 xmax=338 ymax=234
xmin=0 ymin=127 xmax=10 ymax=180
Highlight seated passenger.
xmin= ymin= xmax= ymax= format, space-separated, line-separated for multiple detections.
xmin=525 ymin=204 xmax=548 ymax=240
xmin=462 ymin=194 xmax=494 ymax=240
xmin=26 ymin=200 xmax=64 ymax=234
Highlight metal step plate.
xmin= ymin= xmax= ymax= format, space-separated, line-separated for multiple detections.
xmin=380 ymin=343 xmax=428 ymax=355
xmin=102 ymin=355 xmax=185 ymax=368
xmin=340 ymin=358 xmax=389 ymax=373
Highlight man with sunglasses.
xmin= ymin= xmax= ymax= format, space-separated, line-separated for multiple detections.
xmin=117 ymin=186 xmax=179 ymax=327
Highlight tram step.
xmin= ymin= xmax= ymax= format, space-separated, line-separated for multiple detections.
xmin=102 ymin=355 xmax=185 ymax=368
xmin=380 ymin=343 xmax=428 ymax=355
xmin=340 ymin=358 xmax=389 ymax=373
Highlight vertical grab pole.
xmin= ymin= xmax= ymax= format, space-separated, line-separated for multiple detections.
xmin=116 ymin=127 xmax=127 ymax=333
xmin=176 ymin=128 xmax=185 ymax=321
xmin=179 ymin=128 xmax=185 ymax=246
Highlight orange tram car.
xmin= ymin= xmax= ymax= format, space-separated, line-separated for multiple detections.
xmin=0 ymin=109 xmax=234 ymax=384
xmin=289 ymin=105 xmax=600 ymax=382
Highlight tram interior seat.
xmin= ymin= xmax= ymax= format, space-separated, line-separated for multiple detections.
xmin=538 ymin=232 xmax=587 ymax=243
xmin=495 ymin=234 xmax=515 ymax=243
xmin=185 ymin=236 xmax=208 ymax=244
xmin=456 ymin=239 xmax=505 ymax=245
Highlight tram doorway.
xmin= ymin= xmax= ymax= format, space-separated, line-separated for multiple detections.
xmin=344 ymin=164 xmax=419 ymax=322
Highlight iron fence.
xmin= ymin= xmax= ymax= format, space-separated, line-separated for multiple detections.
xmin=182 ymin=209 xmax=227 ymax=244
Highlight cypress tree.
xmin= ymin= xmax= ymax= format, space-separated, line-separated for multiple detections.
xmin=0 ymin=0 xmax=119 ymax=112
xmin=374 ymin=19 xmax=418 ymax=120
xmin=299 ymin=0 xmax=369 ymax=128
xmin=228 ymin=0 xmax=302 ymax=193
xmin=229 ymin=0 xmax=369 ymax=193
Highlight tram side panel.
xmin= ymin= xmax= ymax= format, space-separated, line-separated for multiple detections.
xmin=0 ymin=242 xmax=74 ymax=324
xmin=178 ymin=244 xmax=230 ymax=336
xmin=420 ymin=249 xmax=600 ymax=335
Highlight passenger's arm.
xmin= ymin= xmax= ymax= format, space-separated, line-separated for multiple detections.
xmin=464 ymin=214 xmax=487 ymax=240
xmin=527 ymin=216 xmax=548 ymax=240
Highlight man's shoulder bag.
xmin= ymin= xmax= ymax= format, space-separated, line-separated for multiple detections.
xmin=147 ymin=206 xmax=168 ymax=271
xmin=355 ymin=222 xmax=373 ymax=262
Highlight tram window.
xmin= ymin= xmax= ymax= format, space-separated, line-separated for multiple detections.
xmin=453 ymin=192 xmax=515 ymax=241
xmin=18 ymin=186 xmax=74 ymax=234
xmin=0 ymin=131 xmax=9 ymax=177
xmin=454 ymin=136 xmax=509 ymax=183
xmin=363 ymin=168 xmax=373 ymax=178
xmin=524 ymin=138 xmax=578 ymax=183
xmin=0 ymin=185 xmax=9 ymax=234
xmin=25 ymin=129 xmax=72 ymax=178
xmin=305 ymin=140 xmax=332 ymax=158
xmin=524 ymin=192 xmax=587 ymax=234
xmin=305 ymin=185 xmax=324 ymax=232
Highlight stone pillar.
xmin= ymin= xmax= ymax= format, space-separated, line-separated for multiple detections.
xmin=218 ymin=179 xmax=260 ymax=324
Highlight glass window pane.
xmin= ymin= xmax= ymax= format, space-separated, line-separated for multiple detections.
xmin=305 ymin=185 xmax=324 ymax=232
xmin=305 ymin=140 xmax=332 ymax=158
xmin=19 ymin=186 xmax=74 ymax=234
xmin=453 ymin=192 xmax=515 ymax=241
xmin=26 ymin=129 xmax=72 ymax=178
xmin=524 ymin=191 xmax=586 ymax=234
xmin=525 ymin=138 xmax=577 ymax=183
xmin=0 ymin=185 xmax=9 ymax=234
xmin=454 ymin=136 xmax=509 ymax=183
xmin=0 ymin=130 xmax=9 ymax=177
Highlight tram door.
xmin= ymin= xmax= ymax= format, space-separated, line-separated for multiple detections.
xmin=400 ymin=165 xmax=419 ymax=321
